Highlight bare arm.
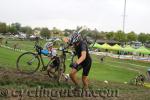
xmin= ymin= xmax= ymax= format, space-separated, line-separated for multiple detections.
xmin=63 ymin=37 xmax=69 ymax=43
xmin=76 ymin=51 xmax=86 ymax=65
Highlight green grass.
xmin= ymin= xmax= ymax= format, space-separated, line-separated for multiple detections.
xmin=3 ymin=39 xmax=47 ymax=51
xmin=0 ymin=40 xmax=150 ymax=83
xmin=0 ymin=47 xmax=21 ymax=69
xmin=1 ymin=40 xmax=150 ymax=99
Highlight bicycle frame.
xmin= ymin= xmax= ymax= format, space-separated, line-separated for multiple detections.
xmin=38 ymin=54 xmax=52 ymax=70
xmin=34 ymin=41 xmax=75 ymax=72
xmin=59 ymin=44 xmax=74 ymax=61
xmin=34 ymin=43 xmax=54 ymax=71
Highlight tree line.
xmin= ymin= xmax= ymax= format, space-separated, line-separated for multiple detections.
xmin=0 ymin=22 xmax=62 ymax=39
xmin=0 ymin=22 xmax=150 ymax=43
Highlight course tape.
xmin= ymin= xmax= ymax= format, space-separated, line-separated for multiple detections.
xmin=0 ymin=45 xmax=27 ymax=53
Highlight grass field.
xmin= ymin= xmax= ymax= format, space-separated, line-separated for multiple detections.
xmin=1 ymin=40 xmax=150 ymax=99
xmin=4 ymin=39 xmax=46 ymax=51
xmin=0 ymin=40 xmax=149 ymax=83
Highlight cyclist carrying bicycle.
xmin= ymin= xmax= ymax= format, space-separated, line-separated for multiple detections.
xmin=63 ymin=32 xmax=92 ymax=89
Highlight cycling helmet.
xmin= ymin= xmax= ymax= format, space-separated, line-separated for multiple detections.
xmin=69 ymin=32 xmax=81 ymax=45
xmin=45 ymin=42 xmax=53 ymax=49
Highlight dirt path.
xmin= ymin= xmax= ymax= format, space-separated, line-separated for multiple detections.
xmin=0 ymin=67 xmax=149 ymax=100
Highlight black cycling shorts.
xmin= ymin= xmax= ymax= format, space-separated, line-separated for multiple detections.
xmin=74 ymin=58 xmax=92 ymax=76
xmin=51 ymin=57 xmax=60 ymax=68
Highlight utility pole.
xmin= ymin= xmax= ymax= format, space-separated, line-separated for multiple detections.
xmin=123 ymin=0 xmax=127 ymax=33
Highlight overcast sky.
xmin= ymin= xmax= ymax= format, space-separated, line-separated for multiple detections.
xmin=0 ymin=0 xmax=150 ymax=33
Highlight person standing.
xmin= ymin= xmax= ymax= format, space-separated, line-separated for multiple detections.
xmin=63 ymin=32 xmax=92 ymax=89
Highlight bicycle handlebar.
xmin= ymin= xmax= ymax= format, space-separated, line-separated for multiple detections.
xmin=56 ymin=43 xmax=75 ymax=56
xmin=34 ymin=42 xmax=43 ymax=54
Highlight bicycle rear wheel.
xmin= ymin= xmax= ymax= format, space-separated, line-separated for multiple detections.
xmin=79 ymin=29 xmax=97 ymax=49
xmin=16 ymin=52 xmax=40 ymax=74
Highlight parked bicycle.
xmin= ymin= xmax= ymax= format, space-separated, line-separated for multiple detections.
xmin=129 ymin=74 xmax=146 ymax=86
xmin=129 ymin=71 xmax=150 ymax=86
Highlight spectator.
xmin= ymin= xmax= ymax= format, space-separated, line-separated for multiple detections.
xmin=100 ymin=56 xmax=105 ymax=63
xmin=13 ymin=43 xmax=19 ymax=51
xmin=5 ymin=40 xmax=8 ymax=46
xmin=0 ymin=38 xmax=3 ymax=47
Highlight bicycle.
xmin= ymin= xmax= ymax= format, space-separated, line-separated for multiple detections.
xmin=16 ymin=41 xmax=52 ymax=74
xmin=129 ymin=74 xmax=146 ymax=86
xmin=16 ymin=40 xmax=75 ymax=83
xmin=129 ymin=71 xmax=150 ymax=87
xmin=51 ymin=43 xmax=75 ymax=84
xmin=47 ymin=26 xmax=98 ymax=83
xmin=75 ymin=26 xmax=97 ymax=49
xmin=16 ymin=27 xmax=97 ymax=84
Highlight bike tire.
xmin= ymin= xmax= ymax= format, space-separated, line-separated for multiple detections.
xmin=79 ymin=28 xmax=97 ymax=49
xmin=16 ymin=52 xmax=40 ymax=74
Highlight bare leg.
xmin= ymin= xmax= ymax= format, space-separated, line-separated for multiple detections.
xmin=147 ymin=72 xmax=150 ymax=81
xmin=69 ymin=68 xmax=79 ymax=86
xmin=82 ymin=76 xmax=88 ymax=89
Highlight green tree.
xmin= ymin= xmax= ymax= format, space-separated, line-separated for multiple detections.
xmin=106 ymin=31 xmax=115 ymax=40
xmin=52 ymin=27 xmax=61 ymax=34
xmin=91 ymin=28 xmax=99 ymax=38
xmin=147 ymin=34 xmax=150 ymax=42
xmin=98 ymin=31 xmax=107 ymax=40
xmin=40 ymin=28 xmax=50 ymax=38
xmin=7 ymin=25 xmax=17 ymax=34
xmin=0 ymin=22 xmax=7 ymax=34
xmin=64 ymin=29 xmax=73 ymax=36
xmin=114 ymin=30 xmax=127 ymax=42
xmin=11 ymin=23 xmax=21 ymax=31
xmin=33 ymin=27 xmax=41 ymax=31
xmin=138 ymin=33 xmax=148 ymax=43
xmin=20 ymin=26 xmax=33 ymax=35
xmin=127 ymin=31 xmax=137 ymax=42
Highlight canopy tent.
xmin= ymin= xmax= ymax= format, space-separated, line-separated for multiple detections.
xmin=90 ymin=43 xmax=102 ymax=48
xmin=135 ymin=46 xmax=150 ymax=55
xmin=122 ymin=45 xmax=135 ymax=52
xmin=101 ymin=43 xmax=112 ymax=49
xmin=111 ymin=44 xmax=123 ymax=51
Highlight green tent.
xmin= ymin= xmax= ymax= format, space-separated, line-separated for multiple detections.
xmin=90 ymin=43 xmax=102 ymax=48
xmin=122 ymin=45 xmax=135 ymax=52
xmin=135 ymin=46 xmax=150 ymax=54
xmin=111 ymin=44 xmax=122 ymax=51
xmin=101 ymin=43 xmax=112 ymax=49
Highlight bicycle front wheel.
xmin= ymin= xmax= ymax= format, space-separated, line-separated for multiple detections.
xmin=16 ymin=52 xmax=40 ymax=74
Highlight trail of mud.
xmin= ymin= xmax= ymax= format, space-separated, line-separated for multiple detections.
xmin=0 ymin=67 xmax=149 ymax=100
